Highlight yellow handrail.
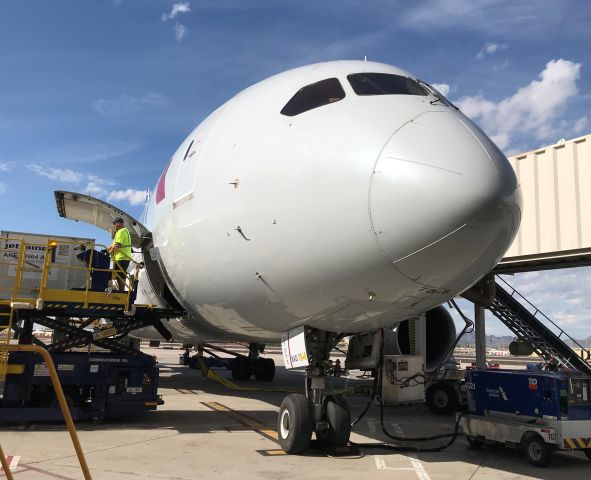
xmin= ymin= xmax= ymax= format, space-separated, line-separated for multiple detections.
xmin=0 ymin=307 xmax=13 ymax=382
xmin=0 ymin=344 xmax=92 ymax=479
xmin=13 ymin=242 xmax=26 ymax=300
xmin=1 ymin=237 xmax=134 ymax=310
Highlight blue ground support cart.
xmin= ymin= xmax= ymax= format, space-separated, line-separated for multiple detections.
xmin=460 ymin=369 xmax=591 ymax=467
xmin=0 ymin=351 xmax=162 ymax=422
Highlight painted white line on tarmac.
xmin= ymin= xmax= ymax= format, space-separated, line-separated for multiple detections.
xmin=1 ymin=455 xmax=20 ymax=471
xmin=393 ymin=424 xmax=432 ymax=480
xmin=370 ymin=422 xmax=432 ymax=480
xmin=374 ymin=455 xmax=414 ymax=471
xmin=408 ymin=454 xmax=431 ymax=480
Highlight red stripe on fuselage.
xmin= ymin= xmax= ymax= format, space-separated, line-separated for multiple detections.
xmin=155 ymin=160 xmax=172 ymax=204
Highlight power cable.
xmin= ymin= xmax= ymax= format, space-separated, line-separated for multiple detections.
xmin=349 ymin=320 xmax=471 ymax=452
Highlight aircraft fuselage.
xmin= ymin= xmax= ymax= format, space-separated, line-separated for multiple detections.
xmin=139 ymin=60 xmax=521 ymax=343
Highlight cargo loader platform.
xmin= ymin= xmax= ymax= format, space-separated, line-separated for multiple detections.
xmin=1 ymin=233 xmax=183 ymax=422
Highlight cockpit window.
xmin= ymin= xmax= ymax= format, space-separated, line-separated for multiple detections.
xmin=280 ymin=78 xmax=345 ymax=116
xmin=347 ymin=73 xmax=429 ymax=97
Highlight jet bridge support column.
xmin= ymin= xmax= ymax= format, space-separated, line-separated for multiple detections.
xmin=474 ymin=304 xmax=486 ymax=370
xmin=415 ymin=313 xmax=426 ymax=362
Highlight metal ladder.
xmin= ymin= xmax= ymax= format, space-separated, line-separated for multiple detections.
xmin=488 ymin=276 xmax=591 ymax=375
xmin=0 ymin=307 xmax=14 ymax=383
xmin=1 ymin=238 xmax=37 ymax=384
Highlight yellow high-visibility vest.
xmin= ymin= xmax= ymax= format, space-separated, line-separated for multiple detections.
xmin=113 ymin=227 xmax=132 ymax=261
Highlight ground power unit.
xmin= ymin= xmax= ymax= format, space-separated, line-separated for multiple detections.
xmin=460 ymin=369 xmax=591 ymax=467
xmin=381 ymin=355 xmax=424 ymax=405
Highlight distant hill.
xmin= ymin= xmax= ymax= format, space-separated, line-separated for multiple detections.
xmin=458 ymin=331 xmax=591 ymax=349
xmin=459 ymin=331 xmax=514 ymax=348
xmin=565 ymin=335 xmax=591 ymax=348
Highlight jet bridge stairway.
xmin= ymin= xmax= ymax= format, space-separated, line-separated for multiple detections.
xmin=488 ymin=276 xmax=591 ymax=376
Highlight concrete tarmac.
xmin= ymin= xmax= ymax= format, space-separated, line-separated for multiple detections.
xmin=1 ymin=346 xmax=590 ymax=479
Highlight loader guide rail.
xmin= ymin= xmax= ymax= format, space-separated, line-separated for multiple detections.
xmin=1 ymin=237 xmax=135 ymax=310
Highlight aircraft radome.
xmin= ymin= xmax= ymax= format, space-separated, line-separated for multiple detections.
xmin=56 ymin=60 xmax=522 ymax=454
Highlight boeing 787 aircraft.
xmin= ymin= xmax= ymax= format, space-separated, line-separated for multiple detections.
xmin=55 ymin=60 xmax=521 ymax=453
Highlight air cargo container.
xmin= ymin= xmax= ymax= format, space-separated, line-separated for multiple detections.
xmin=0 ymin=230 xmax=95 ymax=301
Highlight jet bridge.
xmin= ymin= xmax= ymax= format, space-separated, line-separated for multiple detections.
xmin=497 ymin=133 xmax=591 ymax=273
xmin=467 ymin=134 xmax=591 ymax=377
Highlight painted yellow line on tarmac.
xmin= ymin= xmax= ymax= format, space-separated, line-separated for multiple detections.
xmin=202 ymin=401 xmax=279 ymax=442
xmin=257 ymin=449 xmax=288 ymax=456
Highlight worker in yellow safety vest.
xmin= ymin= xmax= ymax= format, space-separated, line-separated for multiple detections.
xmin=107 ymin=217 xmax=132 ymax=292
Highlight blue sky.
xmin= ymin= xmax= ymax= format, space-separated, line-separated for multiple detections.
xmin=1 ymin=1 xmax=590 ymax=338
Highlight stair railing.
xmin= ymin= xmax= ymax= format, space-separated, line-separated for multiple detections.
xmin=496 ymin=275 xmax=591 ymax=362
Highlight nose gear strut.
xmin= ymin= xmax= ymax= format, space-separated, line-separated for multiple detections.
xmin=277 ymin=328 xmax=351 ymax=454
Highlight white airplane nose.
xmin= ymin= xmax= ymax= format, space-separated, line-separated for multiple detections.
xmin=370 ymin=111 xmax=521 ymax=289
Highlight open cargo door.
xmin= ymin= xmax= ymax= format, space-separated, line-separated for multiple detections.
xmin=55 ymin=191 xmax=183 ymax=312
xmin=54 ymin=191 xmax=151 ymax=247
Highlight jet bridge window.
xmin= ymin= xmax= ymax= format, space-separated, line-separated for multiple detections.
xmin=280 ymin=78 xmax=345 ymax=117
xmin=347 ymin=73 xmax=429 ymax=97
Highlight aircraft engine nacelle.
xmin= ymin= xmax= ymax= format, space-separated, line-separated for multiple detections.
xmin=392 ymin=306 xmax=456 ymax=371
xmin=344 ymin=305 xmax=456 ymax=371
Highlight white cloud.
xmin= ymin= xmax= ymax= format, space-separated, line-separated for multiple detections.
xmin=161 ymin=2 xmax=191 ymax=22
xmin=27 ymin=164 xmax=84 ymax=183
xmin=83 ymin=174 xmax=116 ymax=198
xmin=93 ymin=93 xmax=169 ymax=115
xmin=499 ymin=268 xmax=591 ymax=340
xmin=161 ymin=3 xmax=191 ymax=41
xmin=0 ymin=182 xmax=6 ymax=194
xmin=27 ymin=164 xmax=146 ymax=207
xmin=455 ymin=59 xmax=581 ymax=150
xmin=401 ymin=0 xmax=559 ymax=35
xmin=573 ymin=116 xmax=589 ymax=134
xmin=431 ymin=83 xmax=450 ymax=96
xmin=492 ymin=59 xmax=510 ymax=71
xmin=403 ymin=0 xmax=490 ymax=29
xmin=51 ymin=140 xmax=143 ymax=165
xmin=476 ymin=42 xmax=507 ymax=61
xmin=25 ymin=141 xmax=143 ymax=169
xmin=107 ymin=189 xmax=148 ymax=206
xmin=174 ymin=23 xmax=187 ymax=42
xmin=0 ymin=161 xmax=16 ymax=172
xmin=449 ymin=268 xmax=591 ymax=340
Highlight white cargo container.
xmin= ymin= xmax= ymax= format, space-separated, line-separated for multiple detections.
xmin=0 ymin=231 xmax=95 ymax=301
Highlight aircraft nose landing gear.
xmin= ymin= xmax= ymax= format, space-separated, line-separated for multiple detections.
xmin=278 ymin=394 xmax=313 ymax=453
xmin=277 ymin=328 xmax=351 ymax=454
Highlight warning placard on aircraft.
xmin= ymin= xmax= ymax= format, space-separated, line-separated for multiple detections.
xmin=281 ymin=326 xmax=308 ymax=369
